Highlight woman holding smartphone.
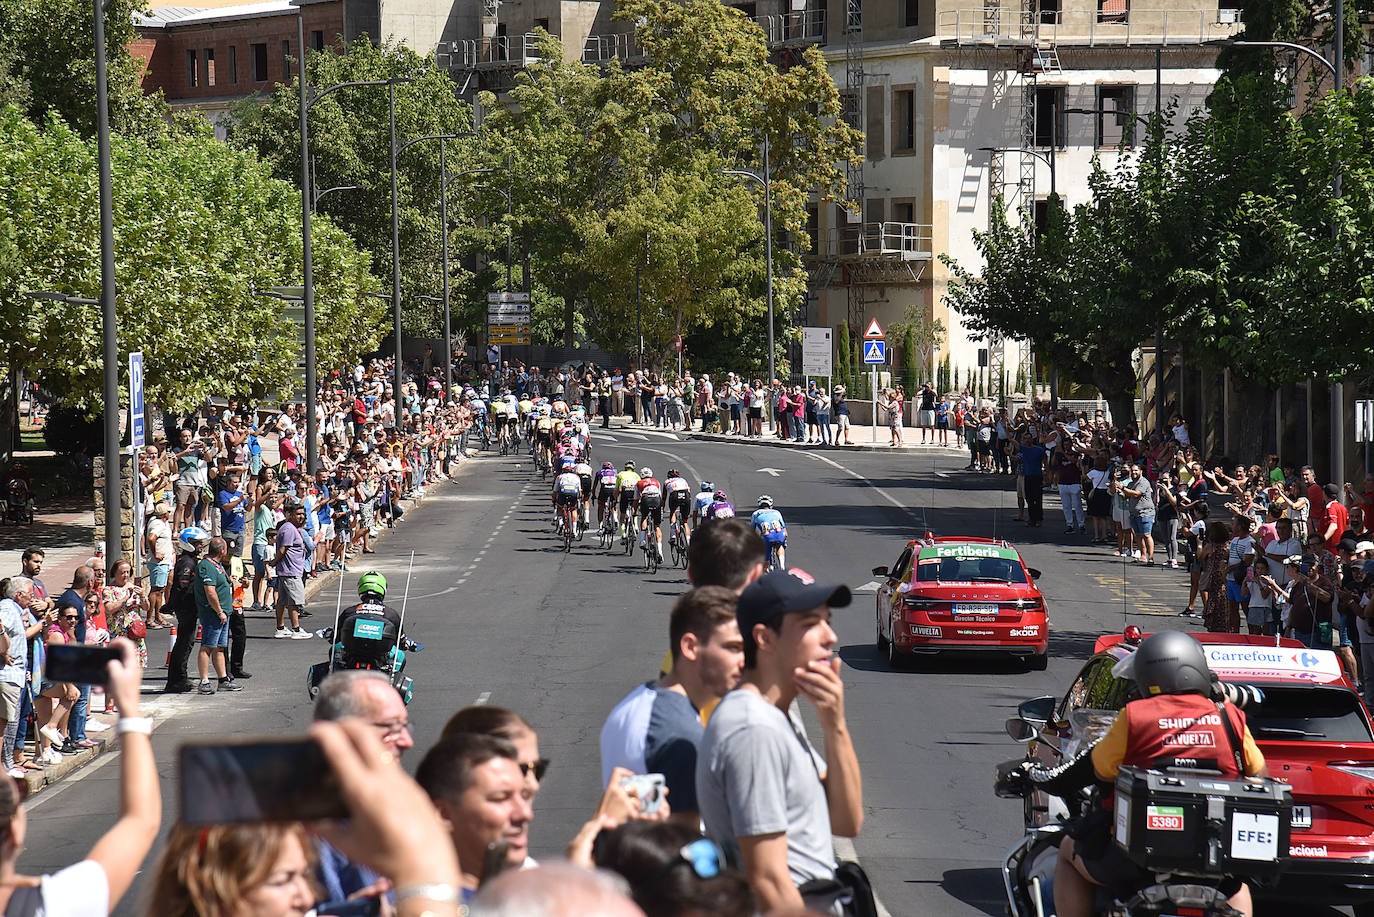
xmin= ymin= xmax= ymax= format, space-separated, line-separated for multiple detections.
xmin=35 ymin=606 xmax=81 ymax=762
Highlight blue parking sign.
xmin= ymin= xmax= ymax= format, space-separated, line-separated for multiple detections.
xmin=863 ymin=340 xmax=886 ymax=364
xmin=129 ymin=352 xmax=145 ymax=448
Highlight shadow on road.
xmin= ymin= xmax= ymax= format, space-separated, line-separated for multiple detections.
xmin=932 ymin=867 xmax=1006 ymax=916
xmin=838 ymin=642 xmax=1032 ymax=678
xmin=1048 ymin=628 xmax=1108 ymax=661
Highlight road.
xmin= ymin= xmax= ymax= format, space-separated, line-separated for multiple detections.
xmin=19 ymin=430 xmax=1237 ymax=916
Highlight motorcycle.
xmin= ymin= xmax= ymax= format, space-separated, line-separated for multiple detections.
xmin=994 ymin=710 xmax=1274 ymax=917
xmin=306 ymin=625 xmax=423 ymax=705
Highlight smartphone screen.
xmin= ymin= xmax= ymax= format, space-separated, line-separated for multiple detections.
xmin=179 ymin=738 xmax=348 ymax=824
xmin=44 ymin=644 xmax=118 ymax=686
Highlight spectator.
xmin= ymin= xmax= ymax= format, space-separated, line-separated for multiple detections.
xmin=0 ymin=578 xmax=29 ymax=776
xmin=218 ymin=471 xmax=248 ymax=561
xmin=250 ymin=486 xmax=277 ymax=611
xmin=812 ymin=386 xmax=832 ymax=446
xmin=695 ymin=569 xmax=863 ymax=913
xmin=1199 ymin=521 xmax=1236 ymax=633
xmin=20 ymin=547 xmax=55 ymax=618
xmin=441 ymin=706 xmax=546 ymax=804
xmin=601 ymin=587 xmax=744 ymax=824
xmin=149 ymin=824 xmax=317 ymax=917
xmin=36 ymin=598 xmax=80 ymax=763
xmin=415 ymin=733 xmax=534 ymax=903
xmin=103 ymin=560 xmax=147 ymax=666
xmin=592 ymin=821 xmax=754 ymax=917
xmin=195 ymin=537 xmax=242 ymax=695
xmin=272 ymin=502 xmax=312 ymax=639
xmin=917 ymin=382 xmax=936 ymax=444
xmin=1321 ymin=483 xmax=1349 ymax=553
xmin=831 ymin=386 xmax=852 ymax=446
xmin=143 ymin=501 xmax=174 ymax=625
xmin=1055 ymin=447 xmax=1085 ymax=537
xmin=470 ymin=862 xmax=643 ymax=917
xmin=1015 ymin=432 xmax=1046 ymax=527
xmin=1084 ymin=455 xmax=1114 ymax=544
xmin=685 ymin=519 xmax=766 ymax=593
xmin=166 ymin=526 xmax=210 ymax=693
xmin=1121 ymin=462 xmax=1156 ymax=564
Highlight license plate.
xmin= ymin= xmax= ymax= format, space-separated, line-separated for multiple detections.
xmin=953 ymin=604 xmax=999 ymax=616
xmin=1291 ymin=805 xmax=1311 ymax=830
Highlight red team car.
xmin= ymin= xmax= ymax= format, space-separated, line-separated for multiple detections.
xmin=872 ymin=536 xmax=1049 ymax=670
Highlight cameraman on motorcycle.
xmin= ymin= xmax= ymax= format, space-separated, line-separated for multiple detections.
xmin=332 ymin=572 xmax=417 ymax=670
xmin=1025 ymin=631 xmax=1268 ymax=917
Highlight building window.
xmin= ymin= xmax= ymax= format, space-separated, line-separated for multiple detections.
xmin=1032 ymin=199 xmax=1050 ymax=236
xmin=865 ymin=84 xmax=885 ymax=162
xmin=1033 ymin=85 xmax=1066 ymax=148
xmin=736 ymin=3 xmax=757 ymax=21
xmin=1038 ymin=0 xmax=1060 ymax=24
xmin=204 ymin=48 xmax=215 ymax=87
xmin=185 ymin=49 xmax=198 ymax=88
xmin=1097 ymin=0 xmax=1128 ymax=24
xmin=893 ymin=201 xmax=915 ymax=223
xmin=891 ymin=88 xmax=914 ymax=153
xmin=901 ymin=0 xmax=919 ymax=27
xmin=228 ymin=45 xmax=238 ymax=84
xmin=534 ymin=17 xmax=549 ymax=31
xmin=282 ymin=39 xmax=292 ymax=79
xmin=312 ymin=29 xmax=325 ymax=51
xmin=251 ymin=43 xmax=268 ymax=81
xmin=1096 ymin=84 xmax=1136 ymax=148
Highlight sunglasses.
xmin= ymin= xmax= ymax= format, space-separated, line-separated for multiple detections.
xmin=61 ymin=614 xmax=79 ymax=621
xmin=519 ymin=758 xmax=550 ymax=781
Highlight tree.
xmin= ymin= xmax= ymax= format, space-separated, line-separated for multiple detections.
xmin=0 ymin=106 xmax=383 ymax=412
xmin=836 ymin=322 xmax=852 ymax=393
xmin=232 ymin=38 xmax=480 ymax=339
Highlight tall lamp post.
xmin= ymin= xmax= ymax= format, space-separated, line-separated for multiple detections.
xmin=1223 ymin=27 xmax=1344 ymax=484
xmin=93 ymin=0 xmax=120 ymax=562
xmin=433 ymin=148 xmax=491 ymax=400
xmin=720 ymin=135 xmax=775 ymax=388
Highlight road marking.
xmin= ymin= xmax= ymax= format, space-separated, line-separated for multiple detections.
xmin=803 ymin=452 xmax=926 ymax=529
xmin=475 ymin=691 xmax=491 ymax=705
xmin=832 ymin=837 xmax=893 ymax=917
xmin=853 ymin=580 xmax=882 ymax=593
xmin=757 ymin=467 xmax=784 ymax=477
xmin=611 ymin=446 xmax=705 ymax=485
xmin=408 ymin=585 xmax=459 ymax=601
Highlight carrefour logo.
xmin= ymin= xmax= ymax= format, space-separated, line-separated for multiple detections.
xmin=1296 ymin=652 xmax=1321 ymax=669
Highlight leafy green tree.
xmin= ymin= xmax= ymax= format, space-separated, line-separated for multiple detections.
xmin=232 ymin=38 xmax=481 ymax=339
xmin=0 ymin=106 xmax=382 ymax=413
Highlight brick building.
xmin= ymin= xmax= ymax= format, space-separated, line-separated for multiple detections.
xmin=133 ymin=0 xmax=345 ymax=136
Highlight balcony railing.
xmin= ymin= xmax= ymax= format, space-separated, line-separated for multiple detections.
xmin=444 ymin=34 xmax=541 ymax=68
xmin=826 ymin=222 xmax=933 ymax=259
xmin=756 ymin=9 xmax=827 ymax=46
xmin=936 ymin=7 xmax=1242 ymax=45
xmin=582 ymin=32 xmax=642 ymax=64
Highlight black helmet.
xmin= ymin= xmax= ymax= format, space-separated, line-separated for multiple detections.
xmin=1123 ymin=631 xmax=1213 ymax=697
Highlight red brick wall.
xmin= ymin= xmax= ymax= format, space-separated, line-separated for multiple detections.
xmin=137 ymin=2 xmax=344 ymax=101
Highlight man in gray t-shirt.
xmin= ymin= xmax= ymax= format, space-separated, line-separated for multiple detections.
xmin=696 ymin=569 xmax=864 ymax=914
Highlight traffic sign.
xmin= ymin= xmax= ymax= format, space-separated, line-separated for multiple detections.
xmin=487 ymin=292 xmax=531 ymax=304
xmin=128 ymin=352 xmax=145 ymax=448
xmin=862 ymin=340 xmax=886 ymax=364
xmin=1357 ymin=400 xmax=1374 ymax=443
xmin=487 ymin=324 xmax=530 ymax=335
xmin=489 ymin=334 xmax=531 ymax=345
xmin=863 ymin=318 xmax=884 ymax=339
xmin=674 ymin=334 xmax=683 ymax=354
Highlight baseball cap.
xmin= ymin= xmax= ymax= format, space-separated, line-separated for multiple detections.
xmin=736 ymin=568 xmax=851 ymax=634
xmin=1357 ymin=540 xmax=1374 ymax=554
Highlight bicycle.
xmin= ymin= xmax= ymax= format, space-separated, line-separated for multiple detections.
xmin=669 ymin=518 xmax=689 ymax=568
xmin=600 ymin=511 xmax=616 ymax=550
xmin=559 ymin=503 xmax=576 ymax=552
xmin=642 ymin=527 xmax=661 ymax=574
xmin=766 ymin=541 xmax=783 ymax=572
xmin=620 ymin=515 xmax=635 ymax=555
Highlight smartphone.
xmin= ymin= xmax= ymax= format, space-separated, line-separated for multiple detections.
xmin=620 ymin=773 xmax=667 ymax=816
xmin=44 ymin=644 xmax=119 ymax=686
xmin=178 ymin=738 xmax=347 ymax=824
xmin=480 ymin=840 xmax=512 ymax=886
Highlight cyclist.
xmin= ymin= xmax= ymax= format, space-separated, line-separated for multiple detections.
xmin=554 ymin=435 xmax=578 ymax=475
xmin=750 ymin=494 xmax=788 ymax=570
xmin=1024 ymin=631 xmax=1267 ymax=917
xmin=634 ymin=466 xmax=664 ymax=562
xmin=468 ymin=390 xmax=489 ymax=443
xmin=614 ymin=462 xmax=640 ymax=535
xmin=691 ymin=481 xmax=715 ymax=529
xmin=574 ymin=453 xmax=595 ymax=528
xmin=594 ymin=461 xmax=618 ymax=529
xmin=501 ymin=389 xmax=520 ymax=444
xmin=552 ymin=464 xmax=584 ymax=534
xmin=535 ymin=407 xmax=555 ymax=468
xmin=663 ymin=468 xmax=692 ymax=540
xmin=491 ymin=394 xmax=511 ymax=448
xmin=703 ymin=489 xmax=735 ymax=522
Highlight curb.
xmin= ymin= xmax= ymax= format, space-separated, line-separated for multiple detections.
xmin=683 ymin=432 xmax=964 ymax=454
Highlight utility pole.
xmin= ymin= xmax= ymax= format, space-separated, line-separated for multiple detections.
xmin=439 ymin=139 xmax=452 ymax=401
xmin=1330 ymin=0 xmax=1345 ymax=488
xmin=389 ymin=80 xmax=403 ymax=423
xmin=94 ymin=0 xmax=120 ymax=562
xmin=296 ymin=13 xmax=318 ymax=473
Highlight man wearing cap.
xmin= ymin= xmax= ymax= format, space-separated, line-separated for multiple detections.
xmin=695 ymin=568 xmax=864 ymax=914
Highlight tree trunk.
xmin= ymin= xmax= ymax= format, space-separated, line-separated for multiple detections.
xmin=1226 ymin=377 xmax=1271 ymax=467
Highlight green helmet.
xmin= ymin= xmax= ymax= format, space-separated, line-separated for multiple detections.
xmin=357 ymin=571 xmax=387 ymax=599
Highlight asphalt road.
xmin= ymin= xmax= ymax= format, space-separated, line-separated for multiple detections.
xmin=20 ymin=429 xmax=1257 ymax=916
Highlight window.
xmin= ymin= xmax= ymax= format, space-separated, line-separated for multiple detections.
xmin=1033 ymin=85 xmax=1065 ymax=148
xmin=735 ymin=2 xmax=757 ymax=20
xmin=892 ymin=201 xmax=914 ymax=224
xmin=1096 ymin=84 xmax=1136 ymax=148
xmin=901 ymin=0 xmax=919 ymax=27
xmin=282 ymin=39 xmax=292 ymax=79
xmin=1097 ymin=0 xmax=1128 ymax=23
xmin=228 ymin=45 xmax=238 ymax=84
xmin=891 ymin=88 xmax=914 ymax=153
xmin=251 ymin=43 xmax=268 ymax=81
xmin=185 ymin=49 xmax=198 ymax=88
xmin=534 ymin=17 xmax=549 ymax=31
xmin=204 ymin=48 xmax=215 ymax=87
xmin=1038 ymin=0 xmax=1060 ymax=23
xmin=865 ymin=85 xmax=885 ymax=161
xmin=1032 ymin=199 xmax=1050 ymax=236
xmin=805 ymin=204 xmax=818 ymax=253
xmin=312 ymin=29 xmax=325 ymax=51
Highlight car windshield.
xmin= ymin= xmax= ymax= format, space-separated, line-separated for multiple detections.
xmin=916 ymin=556 xmax=1027 ymax=584
xmin=1243 ymin=685 xmax=1373 ymax=743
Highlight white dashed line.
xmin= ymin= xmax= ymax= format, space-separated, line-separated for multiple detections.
xmin=475 ymin=691 xmax=491 ymax=705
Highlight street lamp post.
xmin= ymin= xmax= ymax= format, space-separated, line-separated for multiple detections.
xmin=439 ymin=165 xmax=502 ymax=397
xmin=1224 ymin=30 xmax=1344 ymax=484
xmin=92 ymin=0 xmax=120 ymax=562
xmin=720 ymin=134 xmax=775 ymax=390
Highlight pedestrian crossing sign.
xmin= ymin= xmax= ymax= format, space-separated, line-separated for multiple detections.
xmin=863 ymin=340 xmax=886 ymax=364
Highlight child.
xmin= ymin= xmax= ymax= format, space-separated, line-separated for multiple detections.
xmin=1246 ymin=555 xmax=1275 ymax=636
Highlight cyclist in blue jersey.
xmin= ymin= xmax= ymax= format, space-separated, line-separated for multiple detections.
xmin=691 ymin=481 xmax=715 ymax=529
xmin=750 ymin=494 xmax=788 ymax=570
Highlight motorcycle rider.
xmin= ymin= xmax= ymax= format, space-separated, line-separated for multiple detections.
xmin=1027 ymin=631 xmax=1267 ymax=917
xmin=164 ymin=526 xmax=211 ymax=693
xmin=333 ymin=572 xmax=413 ymax=670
